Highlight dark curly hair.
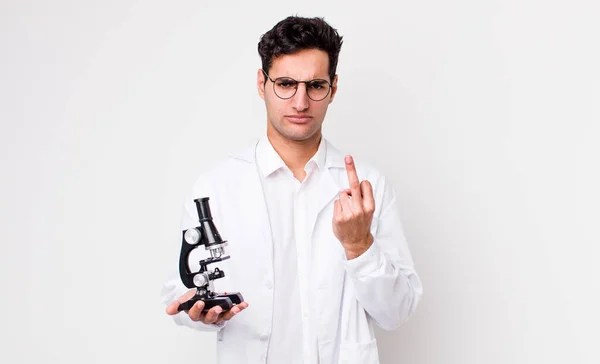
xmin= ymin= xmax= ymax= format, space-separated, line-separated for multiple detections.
xmin=258 ymin=16 xmax=344 ymax=81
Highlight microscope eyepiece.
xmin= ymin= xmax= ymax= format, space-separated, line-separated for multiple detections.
xmin=194 ymin=198 xmax=226 ymax=248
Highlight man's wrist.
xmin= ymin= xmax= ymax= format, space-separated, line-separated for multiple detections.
xmin=344 ymin=234 xmax=374 ymax=260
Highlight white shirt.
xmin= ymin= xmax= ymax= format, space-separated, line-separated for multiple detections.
xmin=256 ymin=136 xmax=327 ymax=364
xmin=161 ymin=136 xmax=423 ymax=364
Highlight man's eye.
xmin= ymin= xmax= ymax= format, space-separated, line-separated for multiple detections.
xmin=276 ymin=80 xmax=296 ymax=88
xmin=308 ymin=82 xmax=327 ymax=89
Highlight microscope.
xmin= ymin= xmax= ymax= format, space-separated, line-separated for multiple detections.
xmin=177 ymin=197 xmax=243 ymax=313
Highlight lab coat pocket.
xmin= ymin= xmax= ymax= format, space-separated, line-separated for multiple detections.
xmin=339 ymin=339 xmax=380 ymax=364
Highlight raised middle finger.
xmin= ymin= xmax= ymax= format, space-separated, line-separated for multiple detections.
xmin=344 ymin=155 xmax=362 ymax=205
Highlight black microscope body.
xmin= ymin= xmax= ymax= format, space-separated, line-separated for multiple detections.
xmin=177 ymin=197 xmax=243 ymax=313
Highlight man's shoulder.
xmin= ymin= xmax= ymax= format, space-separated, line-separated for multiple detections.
xmin=191 ymin=140 xmax=257 ymax=184
xmin=327 ymin=141 xmax=397 ymax=208
xmin=325 ymin=139 xmax=385 ymax=182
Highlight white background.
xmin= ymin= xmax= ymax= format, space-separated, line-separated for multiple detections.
xmin=1 ymin=0 xmax=599 ymax=363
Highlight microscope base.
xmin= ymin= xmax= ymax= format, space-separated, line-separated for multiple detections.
xmin=178 ymin=291 xmax=244 ymax=313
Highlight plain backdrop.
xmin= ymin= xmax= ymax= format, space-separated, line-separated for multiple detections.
xmin=1 ymin=0 xmax=599 ymax=363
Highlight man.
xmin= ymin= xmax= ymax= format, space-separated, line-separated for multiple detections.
xmin=162 ymin=16 xmax=422 ymax=364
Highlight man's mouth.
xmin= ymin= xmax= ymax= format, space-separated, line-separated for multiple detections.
xmin=285 ymin=115 xmax=312 ymax=124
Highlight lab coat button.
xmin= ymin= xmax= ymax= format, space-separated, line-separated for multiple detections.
xmin=265 ymin=281 xmax=273 ymax=289
xmin=260 ymin=334 xmax=269 ymax=342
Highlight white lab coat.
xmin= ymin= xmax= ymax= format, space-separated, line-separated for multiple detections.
xmin=161 ymin=138 xmax=422 ymax=364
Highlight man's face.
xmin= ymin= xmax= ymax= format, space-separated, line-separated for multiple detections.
xmin=257 ymin=48 xmax=338 ymax=143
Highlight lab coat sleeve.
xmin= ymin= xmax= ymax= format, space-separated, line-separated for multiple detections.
xmin=342 ymin=177 xmax=423 ymax=331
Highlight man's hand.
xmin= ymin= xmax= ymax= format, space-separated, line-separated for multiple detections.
xmin=165 ymin=289 xmax=249 ymax=325
xmin=333 ymin=155 xmax=375 ymax=260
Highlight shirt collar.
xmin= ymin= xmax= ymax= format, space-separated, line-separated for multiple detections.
xmin=306 ymin=136 xmax=327 ymax=172
xmin=256 ymin=135 xmax=327 ymax=177
xmin=256 ymin=136 xmax=285 ymax=177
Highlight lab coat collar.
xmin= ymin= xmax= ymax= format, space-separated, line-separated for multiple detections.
xmin=229 ymin=136 xmax=346 ymax=170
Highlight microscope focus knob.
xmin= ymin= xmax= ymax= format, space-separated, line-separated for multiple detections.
xmin=193 ymin=273 xmax=208 ymax=287
xmin=184 ymin=228 xmax=201 ymax=245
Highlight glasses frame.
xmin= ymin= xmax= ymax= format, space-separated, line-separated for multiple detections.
xmin=261 ymin=69 xmax=333 ymax=102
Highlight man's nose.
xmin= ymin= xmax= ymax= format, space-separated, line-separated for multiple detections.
xmin=292 ymin=84 xmax=310 ymax=111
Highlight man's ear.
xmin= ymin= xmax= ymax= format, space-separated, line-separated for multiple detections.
xmin=329 ymin=74 xmax=338 ymax=104
xmin=257 ymin=69 xmax=266 ymax=100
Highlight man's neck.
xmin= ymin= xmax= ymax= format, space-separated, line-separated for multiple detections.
xmin=266 ymin=128 xmax=321 ymax=179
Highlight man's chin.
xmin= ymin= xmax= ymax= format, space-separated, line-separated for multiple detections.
xmin=268 ymin=120 xmax=322 ymax=143
xmin=283 ymin=129 xmax=321 ymax=142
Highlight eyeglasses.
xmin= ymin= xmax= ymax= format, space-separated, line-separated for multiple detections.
xmin=262 ymin=69 xmax=332 ymax=101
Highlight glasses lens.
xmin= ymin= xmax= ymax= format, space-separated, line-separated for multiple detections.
xmin=273 ymin=78 xmax=298 ymax=99
xmin=306 ymin=80 xmax=330 ymax=101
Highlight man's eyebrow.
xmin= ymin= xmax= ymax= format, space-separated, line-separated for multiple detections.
xmin=278 ymin=76 xmax=330 ymax=81
xmin=272 ymin=71 xmax=329 ymax=79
